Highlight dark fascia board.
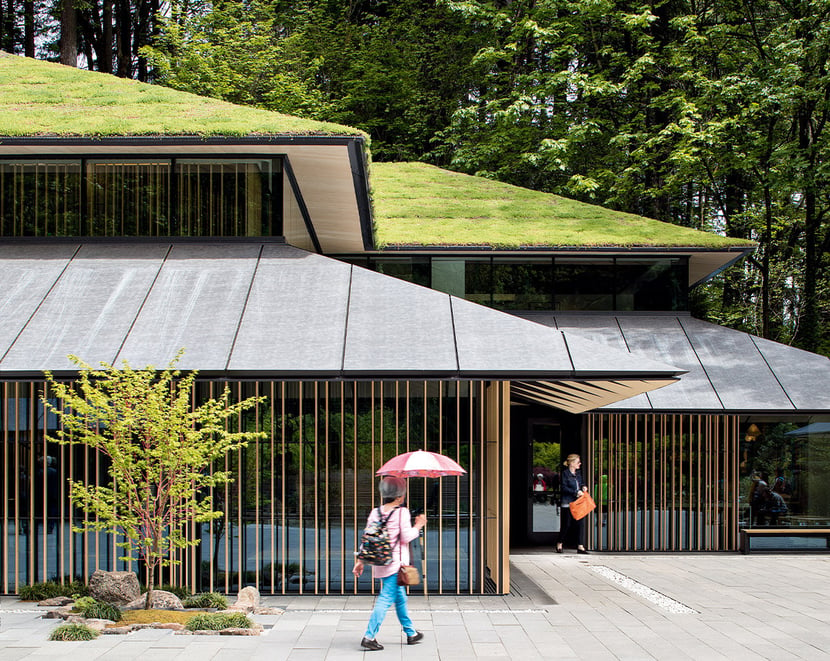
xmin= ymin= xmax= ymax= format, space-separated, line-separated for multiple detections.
xmin=348 ymin=141 xmax=375 ymax=251
xmin=10 ymin=369 xmax=683 ymax=381
xmin=353 ymin=246 xmax=756 ymax=256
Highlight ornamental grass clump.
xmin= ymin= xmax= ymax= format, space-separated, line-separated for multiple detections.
xmin=74 ymin=597 xmax=121 ymax=622
xmin=185 ymin=611 xmax=253 ymax=631
xmin=49 ymin=623 xmax=99 ymax=641
xmin=182 ymin=592 xmax=228 ymax=609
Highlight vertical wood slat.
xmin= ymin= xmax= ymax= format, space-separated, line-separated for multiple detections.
xmin=1 ymin=379 xmax=482 ymax=594
xmin=589 ymin=413 xmax=739 ymax=552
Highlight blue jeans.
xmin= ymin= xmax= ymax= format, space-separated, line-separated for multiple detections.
xmin=364 ymin=574 xmax=416 ymax=639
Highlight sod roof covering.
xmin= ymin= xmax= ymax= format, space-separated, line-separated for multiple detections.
xmin=0 ymin=54 xmax=362 ymax=137
xmin=370 ymin=162 xmax=755 ymax=250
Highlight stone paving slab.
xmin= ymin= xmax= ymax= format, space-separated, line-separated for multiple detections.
xmin=2 ymin=553 xmax=830 ymax=659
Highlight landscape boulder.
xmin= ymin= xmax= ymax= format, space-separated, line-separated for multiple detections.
xmin=228 ymin=586 xmax=260 ymax=612
xmin=88 ymin=570 xmax=140 ymax=606
xmin=123 ymin=589 xmax=184 ymax=611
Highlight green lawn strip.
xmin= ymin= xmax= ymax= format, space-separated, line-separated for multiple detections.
xmin=371 ymin=162 xmax=755 ymax=249
xmin=0 ymin=54 xmax=364 ymax=138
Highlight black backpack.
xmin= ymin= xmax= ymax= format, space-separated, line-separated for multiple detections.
xmin=357 ymin=506 xmax=399 ymax=566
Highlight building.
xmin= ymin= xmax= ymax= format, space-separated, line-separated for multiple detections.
xmin=1 ymin=55 xmax=829 ymax=597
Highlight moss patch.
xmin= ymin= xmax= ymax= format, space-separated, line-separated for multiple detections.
xmin=110 ymin=609 xmax=196 ymax=627
xmin=371 ymin=162 xmax=755 ymax=249
xmin=0 ymin=54 xmax=364 ymax=138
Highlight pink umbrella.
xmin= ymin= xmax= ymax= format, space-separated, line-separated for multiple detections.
xmin=376 ymin=449 xmax=466 ymax=477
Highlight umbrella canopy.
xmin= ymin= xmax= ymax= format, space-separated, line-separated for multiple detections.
xmin=376 ymin=450 xmax=466 ymax=478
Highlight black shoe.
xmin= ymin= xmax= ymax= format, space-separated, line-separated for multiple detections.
xmin=361 ymin=638 xmax=384 ymax=651
xmin=555 ymin=546 xmax=563 ymax=554
xmin=577 ymin=548 xmax=589 ymax=554
xmin=407 ymin=631 xmax=424 ymax=645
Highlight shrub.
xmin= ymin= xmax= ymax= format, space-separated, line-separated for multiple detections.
xmin=185 ymin=611 xmax=253 ymax=631
xmin=182 ymin=592 xmax=228 ymax=609
xmin=49 ymin=623 xmax=99 ymax=641
xmin=18 ymin=579 xmax=89 ymax=601
xmin=73 ymin=596 xmax=96 ymax=611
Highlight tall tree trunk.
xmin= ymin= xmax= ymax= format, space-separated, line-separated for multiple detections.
xmin=102 ymin=0 xmax=112 ymax=72
xmin=23 ymin=0 xmax=32 ymax=57
xmin=115 ymin=0 xmax=130 ymax=77
xmin=60 ymin=0 xmax=77 ymax=66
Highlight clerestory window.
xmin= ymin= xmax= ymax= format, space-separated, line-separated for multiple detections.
xmin=0 ymin=157 xmax=281 ymax=238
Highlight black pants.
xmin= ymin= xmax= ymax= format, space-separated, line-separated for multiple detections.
xmin=557 ymin=506 xmax=584 ymax=547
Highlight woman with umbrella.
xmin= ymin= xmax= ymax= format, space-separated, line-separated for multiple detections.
xmin=352 ymin=476 xmax=426 ymax=651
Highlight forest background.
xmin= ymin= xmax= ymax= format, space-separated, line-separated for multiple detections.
xmin=3 ymin=0 xmax=830 ymax=355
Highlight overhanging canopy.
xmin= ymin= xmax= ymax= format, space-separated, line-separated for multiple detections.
xmin=517 ymin=312 xmax=830 ymax=413
xmin=0 ymin=241 xmax=683 ymax=412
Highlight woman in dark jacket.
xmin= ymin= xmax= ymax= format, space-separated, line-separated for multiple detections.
xmin=556 ymin=454 xmax=590 ymax=554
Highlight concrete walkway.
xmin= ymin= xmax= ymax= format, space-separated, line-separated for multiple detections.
xmin=1 ymin=551 xmax=829 ymax=660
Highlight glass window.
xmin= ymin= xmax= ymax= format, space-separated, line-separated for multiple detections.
xmin=554 ymin=258 xmax=615 ymax=310
xmin=87 ymin=160 xmax=172 ymax=236
xmin=492 ymin=257 xmax=553 ymax=310
xmin=615 ymin=258 xmax=687 ymax=311
xmin=740 ymin=418 xmax=830 ymax=543
xmin=432 ymin=258 xmax=470 ymax=299
xmin=176 ymin=159 xmax=274 ymax=237
xmin=372 ymin=257 xmax=430 ymax=287
xmin=0 ymin=161 xmax=82 ymax=236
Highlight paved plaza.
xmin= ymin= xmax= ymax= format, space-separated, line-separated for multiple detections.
xmin=1 ymin=551 xmax=829 ymax=660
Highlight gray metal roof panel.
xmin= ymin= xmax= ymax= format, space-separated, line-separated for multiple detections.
xmin=750 ymin=335 xmax=830 ymax=410
xmin=116 ymin=243 xmax=261 ymax=371
xmin=679 ymin=317 xmax=794 ymax=410
xmin=615 ymin=315 xmax=723 ymax=410
xmin=227 ymin=243 xmax=351 ymax=373
xmin=1 ymin=243 xmax=168 ymax=372
xmin=452 ymin=297 xmax=574 ymax=374
xmin=343 ymin=268 xmax=457 ymax=374
xmin=0 ymin=244 xmax=78 ymax=361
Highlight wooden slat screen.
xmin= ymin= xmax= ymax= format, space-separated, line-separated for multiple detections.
xmin=0 ymin=379 xmax=493 ymax=594
xmin=586 ymin=413 xmax=739 ymax=551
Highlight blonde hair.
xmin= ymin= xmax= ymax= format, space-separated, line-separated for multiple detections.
xmin=563 ymin=453 xmax=581 ymax=467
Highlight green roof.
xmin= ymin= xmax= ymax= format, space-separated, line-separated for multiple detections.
xmin=0 ymin=54 xmax=362 ymax=138
xmin=371 ymin=162 xmax=755 ymax=249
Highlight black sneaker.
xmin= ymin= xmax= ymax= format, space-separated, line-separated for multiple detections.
xmin=407 ymin=631 xmax=424 ymax=645
xmin=361 ymin=638 xmax=384 ymax=651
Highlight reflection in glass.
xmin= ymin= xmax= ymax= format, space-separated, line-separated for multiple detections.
xmin=555 ymin=258 xmax=614 ymax=310
xmin=739 ymin=420 xmax=830 ymax=548
xmin=0 ymin=161 xmax=82 ymax=236
xmin=492 ymin=258 xmax=553 ymax=310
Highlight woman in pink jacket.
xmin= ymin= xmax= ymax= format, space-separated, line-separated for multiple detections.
xmin=352 ymin=476 xmax=426 ymax=651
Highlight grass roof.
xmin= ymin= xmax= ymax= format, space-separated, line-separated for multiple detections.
xmin=371 ymin=162 xmax=755 ymax=249
xmin=0 ymin=54 xmax=363 ymax=138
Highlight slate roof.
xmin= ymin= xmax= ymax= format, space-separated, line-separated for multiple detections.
xmin=517 ymin=312 xmax=830 ymax=413
xmin=0 ymin=243 xmax=682 ymax=407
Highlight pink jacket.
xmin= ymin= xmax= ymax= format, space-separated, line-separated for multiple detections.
xmin=366 ymin=505 xmax=420 ymax=579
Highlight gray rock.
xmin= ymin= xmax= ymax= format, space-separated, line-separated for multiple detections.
xmin=219 ymin=627 xmax=260 ymax=636
xmin=43 ymin=606 xmax=73 ymax=619
xmin=88 ymin=570 xmax=141 ymax=606
xmin=229 ymin=586 xmax=260 ymax=612
xmin=123 ymin=589 xmax=184 ymax=611
xmin=38 ymin=596 xmax=74 ymax=607
xmin=84 ymin=618 xmax=116 ymax=631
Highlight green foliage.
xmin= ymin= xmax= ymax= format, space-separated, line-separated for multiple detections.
xmin=182 ymin=592 xmax=228 ymax=609
xmin=49 ymin=623 xmax=100 ymax=641
xmin=185 ymin=611 xmax=254 ymax=631
xmin=75 ymin=598 xmax=121 ymax=622
xmin=18 ymin=580 xmax=88 ymax=601
xmin=42 ymin=350 xmax=267 ymax=606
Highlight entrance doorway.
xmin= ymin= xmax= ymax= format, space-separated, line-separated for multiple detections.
xmin=510 ymin=404 xmax=583 ymax=547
